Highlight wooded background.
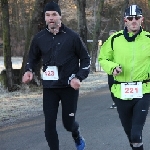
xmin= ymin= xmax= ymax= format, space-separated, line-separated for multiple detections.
xmin=0 ymin=0 xmax=150 ymax=56
xmin=0 ymin=0 xmax=150 ymax=91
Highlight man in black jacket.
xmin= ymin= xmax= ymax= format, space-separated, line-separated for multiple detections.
xmin=22 ymin=1 xmax=90 ymax=150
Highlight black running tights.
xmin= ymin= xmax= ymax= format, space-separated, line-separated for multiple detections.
xmin=43 ymin=87 xmax=80 ymax=150
xmin=108 ymin=74 xmax=115 ymax=102
xmin=114 ymin=94 xmax=150 ymax=149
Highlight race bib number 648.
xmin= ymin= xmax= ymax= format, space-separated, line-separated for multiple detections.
xmin=121 ymin=82 xmax=143 ymax=99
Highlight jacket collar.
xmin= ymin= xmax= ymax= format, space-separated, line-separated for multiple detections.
xmin=123 ymin=26 xmax=142 ymax=42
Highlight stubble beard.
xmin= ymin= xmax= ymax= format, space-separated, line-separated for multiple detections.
xmin=131 ymin=23 xmax=140 ymax=33
xmin=131 ymin=26 xmax=140 ymax=33
xmin=48 ymin=24 xmax=56 ymax=30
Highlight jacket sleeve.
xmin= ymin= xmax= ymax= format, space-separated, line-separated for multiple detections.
xmin=98 ymin=36 xmax=119 ymax=75
xmin=74 ymin=35 xmax=91 ymax=81
xmin=25 ymin=37 xmax=42 ymax=72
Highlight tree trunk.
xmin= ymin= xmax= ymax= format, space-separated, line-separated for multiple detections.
xmin=1 ymin=0 xmax=14 ymax=91
xmin=119 ymin=0 xmax=129 ymax=30
xmin=76 ymin=0 xmax=88 ymax=53
xmin=90 ymin=0 xmax=104 ymax=72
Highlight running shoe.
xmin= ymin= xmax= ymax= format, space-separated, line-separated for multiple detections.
xmin=109 ymin=103 xmax=117 ymax=109
xmin=75 ymin=136 xmax=86 ymax=150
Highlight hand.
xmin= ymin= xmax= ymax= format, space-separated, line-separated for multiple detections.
xmin=113 ymin=67 xmax=122 ymax=76
xmin=22 ymin=71 xmax=33 ymax=84
xmin=70 ymin=78 xmax=81 ymax=90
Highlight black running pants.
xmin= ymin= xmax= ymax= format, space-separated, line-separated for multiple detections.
xmin=114 ymin=93 xmax=150 ymax=148
xmin=43 ymin=87 xmax=79 ymax=150
xmin=108 ymin=74 xmax=115 ymax=102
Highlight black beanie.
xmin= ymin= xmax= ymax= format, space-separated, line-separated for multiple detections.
xmin=44 ymin=1 xmax=61 ymax=16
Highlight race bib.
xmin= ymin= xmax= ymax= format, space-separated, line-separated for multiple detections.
xmin=121 ymin=82 xmax=143 ymax=99
xmin=43 ymin=66 xmax=59 ymax=80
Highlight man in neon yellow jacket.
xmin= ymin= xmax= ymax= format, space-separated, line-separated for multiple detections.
xmin=98 ymin=5 xmax=150 ymax=150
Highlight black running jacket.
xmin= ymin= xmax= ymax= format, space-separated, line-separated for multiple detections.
xmin=25 ymin=24 xmax=91 ymax=88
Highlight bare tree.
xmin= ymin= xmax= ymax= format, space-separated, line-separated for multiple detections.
xmin=76 ymin=0 xmax=88 ymax=52
xmin=119 ymin=0 xmax=129 ymax=30
xmin=90 ymin=0 xmax=104 ymax=72
xmin=1 ymin=0 xmax=14 ymax=91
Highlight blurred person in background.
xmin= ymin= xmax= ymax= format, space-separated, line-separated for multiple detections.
xmin=108 ymin=30 xmax=117 ymax=109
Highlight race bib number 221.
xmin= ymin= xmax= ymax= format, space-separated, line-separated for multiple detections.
xmin=121 ymin=82 xmax=143 ymax=99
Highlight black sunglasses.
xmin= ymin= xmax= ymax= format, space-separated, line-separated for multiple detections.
xmin=126 ymin=16 xmax=142 ymax=21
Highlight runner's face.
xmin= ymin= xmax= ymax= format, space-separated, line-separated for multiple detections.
xmin=45 ymin=11 xmax=61 ymax=30
xmin=124 ymin=15 xmax=143 ymax=33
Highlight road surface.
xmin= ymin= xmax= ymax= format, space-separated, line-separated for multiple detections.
xmin=0 ymin=87 xmax=150 ymax=150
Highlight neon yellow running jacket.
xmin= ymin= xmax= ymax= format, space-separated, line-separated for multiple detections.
xmin=98 ymin=28 xmax=150 ymax=100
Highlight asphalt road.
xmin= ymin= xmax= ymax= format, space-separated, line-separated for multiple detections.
xmin=0 ymin=87 xmax=150 ymax=150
